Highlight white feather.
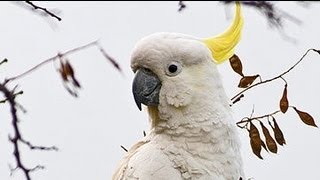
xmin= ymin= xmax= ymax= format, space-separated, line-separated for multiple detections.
xmin=113 ymin=33 xmax=244 ymax=180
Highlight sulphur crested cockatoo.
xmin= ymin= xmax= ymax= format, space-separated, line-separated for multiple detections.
xmin=113 ymin=2 xmax=244 ymax=180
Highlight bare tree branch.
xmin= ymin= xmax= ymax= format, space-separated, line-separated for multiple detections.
xmin=221 ymin=1 xmax=303 ymax=28
xmin=5 ymin=41 xmax=98 ymax=83
xmin=24 ymin=1 xmax=62 ymax=21
xmin=0 ymin=83 xmax=55 ymax=180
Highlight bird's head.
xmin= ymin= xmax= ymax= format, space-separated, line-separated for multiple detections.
xmin=131 ymin=2 xmax=243 ymax=128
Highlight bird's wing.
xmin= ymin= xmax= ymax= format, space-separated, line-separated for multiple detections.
xmin=112 ymin=140 xmax=181 ymax=180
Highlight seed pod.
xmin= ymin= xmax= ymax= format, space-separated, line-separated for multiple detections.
xmin=271 ymin=117 xmax=286 ymax=146
xmin=260 ymin=122 xmax=277 ymax=153
xmin=238 ymin=75 xmax=259 ymax=88
xmin=279 ymin=84 xmax=289 ymax=113
xmin=229 ymin=54 xmax=244 ymax=77
xmin=249 ymin=122 xmax=263 ymax=159
xmin=293 ymin=107 xmax=317 ymax=127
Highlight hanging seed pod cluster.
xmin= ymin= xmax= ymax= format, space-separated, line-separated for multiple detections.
xmin=229 ymin=51 xmax=319 ymax=159
xmin=58 ymin=55 xmax=82 ymax=97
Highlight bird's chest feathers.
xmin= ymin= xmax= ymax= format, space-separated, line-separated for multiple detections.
xmin=151 ymin=118 xmax=241 ymax=179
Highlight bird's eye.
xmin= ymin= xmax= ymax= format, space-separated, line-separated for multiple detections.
xmin=165 ymin=62 xmax=181 ymax=76
xmin=168 ymin=64 xmax=177 ymax=73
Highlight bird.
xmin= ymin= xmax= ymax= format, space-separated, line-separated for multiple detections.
xmin=113 ymin=2 xmax=244 ymax=180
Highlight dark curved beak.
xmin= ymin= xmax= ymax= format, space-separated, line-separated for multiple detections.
xmin=132 ymin=68 xmax=161 ymax=111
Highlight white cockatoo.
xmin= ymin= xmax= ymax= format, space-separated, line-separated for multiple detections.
xmin=113 ymin=2 xmax=244 ymax=180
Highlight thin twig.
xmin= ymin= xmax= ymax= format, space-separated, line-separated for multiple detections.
xmin=5 ymin=41 xmax=98 ymax=83
xmin=20 ymin=139 xmax=58 ymax=151
xmin=249 ymin=105 xmax=255 ymax=118
xmin=231 ymin=49 xmax=317 ymax=101
xmin=25 ymin=1 xmax=62 ymax=21
xmin=120 ymin=145 xmax=128 ymax=152
xmin=29 ymin=165 xmax=45 ymax=172
xmin=231 ymin=94 xmax=244 ymax=105
xmin=0 ymin=58 xmax=8 ymax=66
xmin=236 ymin=110 xmax=281 ymax=127
xmin=97 ymin=44 xmax=122 ymax=72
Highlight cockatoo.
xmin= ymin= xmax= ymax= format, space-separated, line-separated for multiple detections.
xmin=113 ymin=2 xmax=244 ymax=180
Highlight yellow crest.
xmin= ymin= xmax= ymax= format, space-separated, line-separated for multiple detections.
xmin=203 ymin=2 xmax=243 ymax=64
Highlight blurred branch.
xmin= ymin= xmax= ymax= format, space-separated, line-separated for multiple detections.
xmin=222 ymin=1 xmax=303 ymax=28
xmin=98 ymin=45 xmax=122 ymax=72
xmin=178 ymin=1 xmax=186 ymax=12
xmin=24 ymin=1 xmax=62 ymax=21
xmin=0 ymin=58 xmax=8 ymax=66
xmin=0 ymin=83 xmax=57 ymax=180
xmin=5 ymin=40 xmax=121 ymax=84
xmin=5 ymin=41 xmax=98 ymax=83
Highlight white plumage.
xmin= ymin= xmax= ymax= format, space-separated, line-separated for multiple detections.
xmin=113 ymin=33 xmax=244 ymax=180
xmin=113 ymin=3 xmax=244 ymax=179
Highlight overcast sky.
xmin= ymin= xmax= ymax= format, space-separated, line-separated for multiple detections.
xmin=0 ymin=1 xmax=320 ymax=180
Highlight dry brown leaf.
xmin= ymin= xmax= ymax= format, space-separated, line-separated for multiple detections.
xmin=59 ymin=62 xmax=68 ymax=82
xmin=64 ymin=61 xmax=75 ymax=77
xmin=249 ymin=122 xmax=263 ymax=159
xmin=280 ymin=85 xmax=289 ymax=113
xmin=229 ymin=54 xmax=244 ymax=77
xmin=272 ymin=117 xmax=286 ymax=146
xmin=293 ymin=107 xmax=317 ymax=127
xmin=260 ymin=122 xmax=277 ymax=153
xmin=58 ymin=60 xmax=81 ymax=96
xmin=238 ymin=75 xmax=259 ymax=88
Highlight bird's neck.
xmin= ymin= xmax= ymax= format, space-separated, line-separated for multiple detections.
xmin=148 ymin=77 xmax=235 ymax=133
xmin=147 ymin=83 xmax=241 ymax=148
xmin=147 ymin=88 xmax=244 ymax=179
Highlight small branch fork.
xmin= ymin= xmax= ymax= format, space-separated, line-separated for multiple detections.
xmin=0 ymin=84 xmax=58 ymax=180
xmin=236 ymin=110 xmax=281 ymax=129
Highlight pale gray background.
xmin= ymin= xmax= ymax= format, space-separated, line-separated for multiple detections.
xmin=0 ymin=1 xmax=320 ymax=180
